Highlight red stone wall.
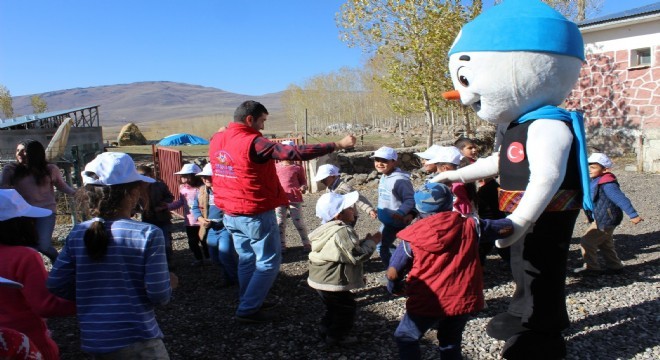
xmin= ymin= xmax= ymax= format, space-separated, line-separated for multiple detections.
xmin=565 ymin=46 xmax=660 ymax=154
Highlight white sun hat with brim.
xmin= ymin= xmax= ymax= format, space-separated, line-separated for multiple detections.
xmin=313 ymin=164 xmax=340 ymax=182
xmin=316 ymin=191 xmax=360 ymax=224
xmin=0 ymin=189 xmax=52 ymax=221
xmin=196 ymin=163 xmax=213 ymax=176
xmin=370 ymin=146 xmax=397 ymax=161
xmin=414 ymin=144 xmax=443 ymax=160
xmin=82 ymin=152 xmax=155 ymax=186
xmin=174 ymin=163 xmax=202 ymax=175
xmin=427 ymin=146 xmax=461 ymax=166
xmin=587 ymin=153 xmax=613 ymax=169
xmin=281 ymin=140 xmax=295 ymax=146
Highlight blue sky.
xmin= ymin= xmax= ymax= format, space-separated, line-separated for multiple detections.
xmin=0 ymin=0 xmax=655 ymax=97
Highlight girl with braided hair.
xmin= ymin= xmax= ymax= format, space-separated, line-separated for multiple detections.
xmin=47 ymin=152 xmax=176 ymax=359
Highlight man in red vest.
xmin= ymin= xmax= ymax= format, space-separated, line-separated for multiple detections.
xmin=209 ymin=100 xmax=356 ymax=323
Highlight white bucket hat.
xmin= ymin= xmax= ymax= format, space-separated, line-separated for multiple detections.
xmin=371 ymin=146 xmax=397 ymax=161
xmin=313 ymin=164 xmax=340 ymax=182
xmin=82 ymin=152 xmax=155 ymax=186
xmin=281 ymin=140 xmax=295 ymax=146
xmin=316 ymin=191 xmax=359 ymax=224
xmin=196 ymin=163 xmax=213 ymax=176
xmin=0 ymin=189 xmax=52 ymax=221
xmin=174 ymin=163 xmax=202 ymax=175
xmin=587 ymin=153 xmax=613 ymax=168
xmin=414 ymin=144 xmax=443 ymax=160
xmin=427 ymin=146 xmax=461 ymax=165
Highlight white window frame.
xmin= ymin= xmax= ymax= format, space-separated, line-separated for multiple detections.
xmin=629 ymin=47 xmax=652 ymax=68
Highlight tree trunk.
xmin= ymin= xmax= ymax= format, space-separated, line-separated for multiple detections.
xmin=422 ymin=87 xmax=434 ymax=147
xmin=461 ymin=106 xmax=472 ymax=138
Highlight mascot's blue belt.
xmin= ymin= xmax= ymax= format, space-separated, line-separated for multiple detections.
xmin=514 ymin=105 xmax=594 ymax=212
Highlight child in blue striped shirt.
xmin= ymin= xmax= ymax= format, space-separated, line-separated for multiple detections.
xmin=48 ymin=152 xmax=177 ymax=359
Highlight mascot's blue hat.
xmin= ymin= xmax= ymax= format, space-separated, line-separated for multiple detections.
xmin=449 ymin=0 xmax=584 ymax=61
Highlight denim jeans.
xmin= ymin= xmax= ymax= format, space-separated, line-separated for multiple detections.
xmin=34 ymin=213 xmax=58 ymax=263
xmin=207 ymin=226 xmax=238 ymax=283
xmin=223 ymin=211 xmax=281 ymax=316
xmin=378 ymin=224 xmax=403 ymax=269
xmin=394 ymin=312 xmax=469 ymax=360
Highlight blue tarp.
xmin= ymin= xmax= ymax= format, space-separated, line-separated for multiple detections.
xmin=158 ymin=133 xmax=209 ymax=146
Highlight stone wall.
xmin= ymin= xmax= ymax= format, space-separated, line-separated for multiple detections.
xmin=306 ymin=147 xmax=428 ymax=192
xmin=566 ymin=47 xmax=660 ymax=172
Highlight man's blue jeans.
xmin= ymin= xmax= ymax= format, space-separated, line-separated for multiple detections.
xmin=207 ymin=227 xmax=238 ymax=283
xmin=394 ymin=312 xmax=469 ymax=360
xmin=223 ymin=211 xmax=281 ymax=317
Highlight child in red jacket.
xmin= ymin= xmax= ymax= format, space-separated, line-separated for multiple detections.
xmin=387 ymin=183 xmax=512 ymax=360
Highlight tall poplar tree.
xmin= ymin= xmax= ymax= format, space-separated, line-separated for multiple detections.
xmin=338 ymin=0 xmax=479 ymax=146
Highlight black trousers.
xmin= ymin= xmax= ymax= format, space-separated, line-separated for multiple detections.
xmin=508 ymin=210 xmax=579 ymax=332
xmin=316 ymin=290 xmax=357 ymax=339
xmin=185 ymin=225 xmax=209 ymax=260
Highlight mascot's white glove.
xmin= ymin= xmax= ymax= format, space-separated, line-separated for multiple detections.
xmin=429 ymin=153 xmax=499 ymax=184
xmin=495 ymin=213 xmax=534 ymax=248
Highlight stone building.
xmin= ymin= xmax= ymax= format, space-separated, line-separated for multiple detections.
xmin=566 ymin=3 xmax=660 ymax=172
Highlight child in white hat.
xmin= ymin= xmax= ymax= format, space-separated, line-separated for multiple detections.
xmin=0 ymin=189 xmax=76 ymax=360
xmin=275 ymin=140 xmax=311 ymax=253
xmin=191 ymin=164 xmax=238 ymax=286
xmin=169 ymin=163 xmax=210 ymax=266
xmin=573 ymin=153 xmax=643 ymax=276
xmin=47 ymin=152 xmax=176 ymax=358
xmin=313 ymin=164 xmax=377 ymax=225
xmin=371 ymin=146 xmax=416 ymax=269
xmin=308 ymin=191 xmax=381 ymax=346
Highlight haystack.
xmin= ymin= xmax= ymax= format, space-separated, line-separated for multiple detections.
xmin=117 ymin=123 xmax=147 ymax=146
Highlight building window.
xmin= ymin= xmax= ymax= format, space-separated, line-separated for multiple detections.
xmin=630 ymin=47 xmax=651 ymax=67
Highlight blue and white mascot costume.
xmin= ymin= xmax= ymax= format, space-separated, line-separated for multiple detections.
xmin=433 ymin=0 xmax=592 ymax=358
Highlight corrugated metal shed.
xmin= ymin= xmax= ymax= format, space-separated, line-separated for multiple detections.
xmin=578 ymin=2 xmax=660 ymax=27
xmin=0 ymin=105 xmax=100 ymax=129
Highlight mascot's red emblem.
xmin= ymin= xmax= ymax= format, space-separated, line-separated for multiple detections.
xmin=506 ymin=142 xmax=525 ymax=163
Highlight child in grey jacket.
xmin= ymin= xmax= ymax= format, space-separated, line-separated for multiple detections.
xmin=372 ymin=146 xmax=416 ymax=268
xmin=308 ymin=191 xmax=381 ymax=346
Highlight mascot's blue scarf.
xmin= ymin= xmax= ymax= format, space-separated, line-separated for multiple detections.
xmin=516 ymin=105 xmax=594 ymax=211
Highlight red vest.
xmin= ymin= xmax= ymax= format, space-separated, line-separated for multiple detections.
xmin=397 ymin=212 xmax=484 ymax=317
xmin=209 ymin=123 xmax=288 ymax=215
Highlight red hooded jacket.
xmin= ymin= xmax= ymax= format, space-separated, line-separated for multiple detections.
xmin=397 ymin=212 xmax=484 ymax=317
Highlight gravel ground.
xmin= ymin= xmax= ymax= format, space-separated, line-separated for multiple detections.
xmin=48 ymin=169 xmax=659 ymax=360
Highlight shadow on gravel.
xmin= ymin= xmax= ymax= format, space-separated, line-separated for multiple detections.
xmin=565 ymin=298 xmax=659 ymax=359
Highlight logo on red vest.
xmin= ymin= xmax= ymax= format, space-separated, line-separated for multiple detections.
xmin=506 ymin=142 xmax=525 ymax=163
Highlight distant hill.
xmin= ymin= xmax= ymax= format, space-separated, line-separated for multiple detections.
xmin=11 ymin=81 xmax=285 ymax=128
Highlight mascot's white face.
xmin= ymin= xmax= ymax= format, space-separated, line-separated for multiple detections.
xmin=447 ymin=51 xmax=583 ymax=124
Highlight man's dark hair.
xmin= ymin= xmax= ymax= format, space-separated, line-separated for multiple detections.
xmin=234 ymin=100 xmax=268 ymax=123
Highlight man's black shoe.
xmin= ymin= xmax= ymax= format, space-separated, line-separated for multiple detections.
xmin=236 ymin=310 xmax=276 ymax=324
xmin=604 ymin=267 xmax=624 ymax=275
xmin=260 ymin=301 xmax=279 ymax=311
